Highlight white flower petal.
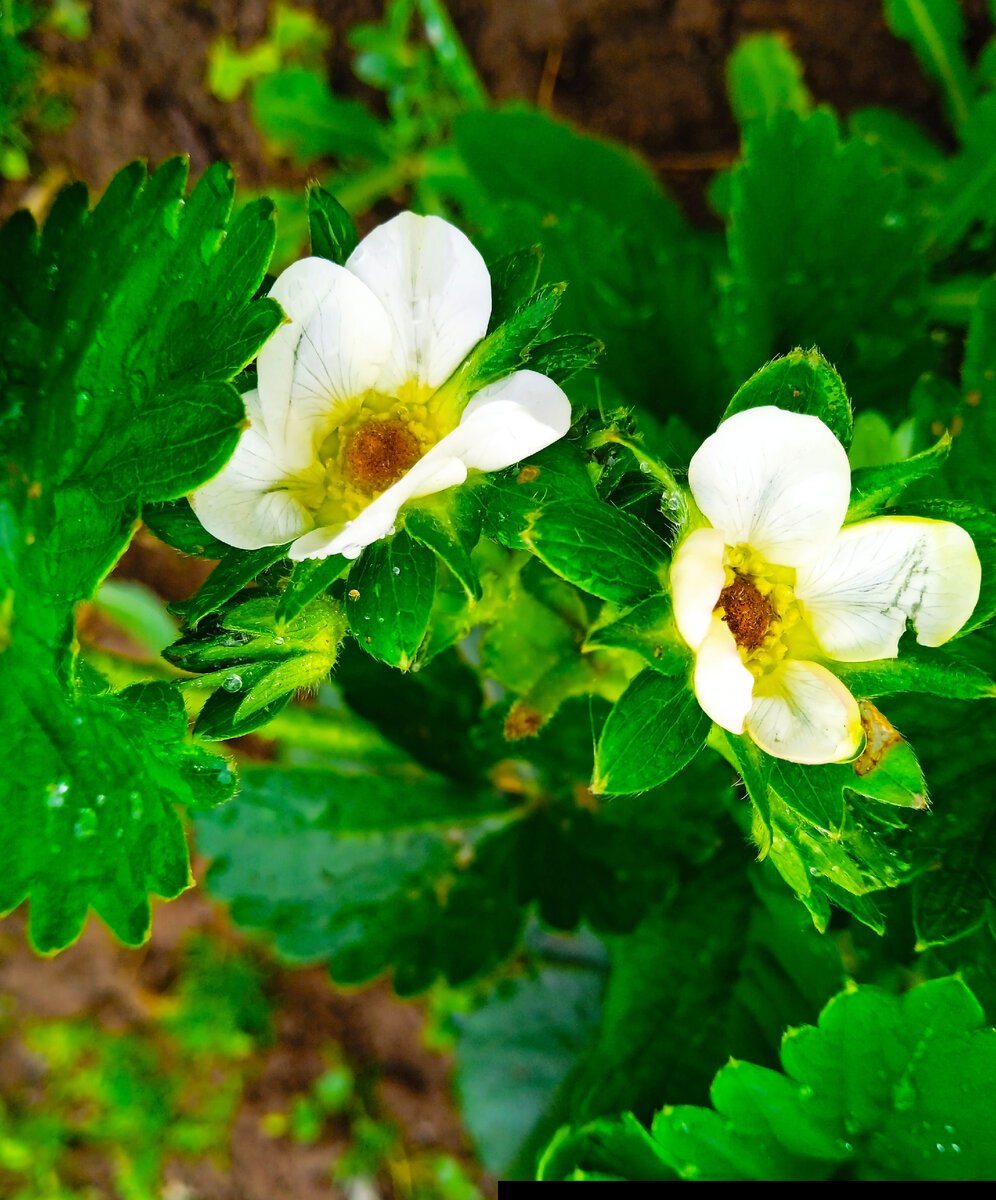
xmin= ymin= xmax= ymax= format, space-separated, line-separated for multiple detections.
xmin=688 ymin=406 xmax=851 ymax=565
xmin=670 ymin=527 xmax=727 ymax=650
xmin=191 ymin=391 xmax=320 ymax=550
xmin=288 ymin=453 xmax=469 ymax=561
xmin=258 ymin=256 xmax=392 ymax=446
xmin=746 ymin=660 xmax=863 ymax=764
xmin=795 ymin=515 xmax=982 ymax=661
xmin=346 ymin=212 xmax=491 ymax=392
xmin=692 ymin=617 xmax=756 ymax=735
xmin=447 ymin=369 xmax=571 ymax=469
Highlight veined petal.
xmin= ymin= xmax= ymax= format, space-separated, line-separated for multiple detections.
xmin=288 ymin=454 xmax=468 ymax=561
xmin=346 ymin=212 xmax=491 ymax=393
xmin=693 ymin=617 xmax=756 ymax=734
xmin=258 ymin=256 xmax=392 ymax=446
xmin=447 ymin=369 xmax=571 ymax=469
xmin=191 ymin=390 xmax=321 ymax=550
xmin=795 ymin=515 xmax=982 ymax=661
xmin=746 ymin=659 xmax=863 ymax=764
xmin=670 ymin=527 xmax=727 ymax=651
xmin=688 ymin=406 xmax=850 ymax=565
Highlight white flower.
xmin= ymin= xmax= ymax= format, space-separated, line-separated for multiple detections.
xmin=191 ymin=212 xmax=571 ymax=560
xmin=670 ymin=406 xmax=981 ymax=765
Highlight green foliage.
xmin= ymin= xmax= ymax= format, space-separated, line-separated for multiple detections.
xmin=0 ymin=158 xmax=279 ymax=950
xmin=884 ymin=0 xmax=973 ymax=129
xmin=543 ymin=977 xmax=996 ymax=1181
xmin=726 ymin=33 xmax=812 ymax=125
xmin=724 ymin=347 xmax=854 ymax=446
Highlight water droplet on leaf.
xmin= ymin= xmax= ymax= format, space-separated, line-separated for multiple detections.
xmin=222 ymin=673 xmax=243 ymax=693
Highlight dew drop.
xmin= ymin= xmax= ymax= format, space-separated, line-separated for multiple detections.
xmin=274 ymin=636 xmax=285 ymax=645
xmin=222 ymin=673 xmax=243 ymax=693
xmin=74 ymin=808 xmax=98 ymax=839
xmin=129 ymin=790 xmax=143 ymax=819
xmin=393 ymin=566 xmax=401 ymax=576
xmin=47 ymin=780 xmax=70 ymax=808
xmin=95 ymin=793 xmax=106 ymax=807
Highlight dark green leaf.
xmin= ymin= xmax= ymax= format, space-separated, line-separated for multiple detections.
xmin=142 ymin=497 xmax=231 ymax=559
xmin=528 ymin=333 xmax=604 ymax=386
xmin=405 ymin=488 xmax=483 ymax=600
xmin=275 ymin=554 xmax=350 ymax=627
xmin=884 ymin=0 xmax=973 ymax=130
xmin=593 ymin=669 xmax=710 ymax=795
xmin=723 ymin=347 xmax=853 ymax=447
xmin=345 ymin=531 xmax=436 ymax=669
xmin=584 ymin=594 xmax=689 ymax=676
xmin=488 ymin=244 xmax=542 ymax=332
xmin=171 ymin=543 xmax=290 ymax=628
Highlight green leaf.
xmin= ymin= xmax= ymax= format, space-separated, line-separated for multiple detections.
xmin=926 ymin=94 xmax=996 ymax=250
xmin=142 ymin=498 xmax=230 ymax=559
xmin=721 ymin=109 xmax=927 ymax=413
xmin=405 ymin=489 xmax=483 ymax=600
xmin=832 ymin=647 xmax=995 ymax=702
xmin=522 ymin=499 xmax=667 ymax=608
xmin=251 ymin=67 xmax=387 ymax=163
xmin=345 ymin=531 xmax=436 ymax=669
xmin=307 ymin=182 xmax=358 ymax=263
xmin=0 ymin=158 xmax=279 ymax=949
xmin=650 ymin=977 xmax=996 ymax=1181
xmin=452 ymin=933 xmax=605 ymax=1177
xmin=483 ymin=440 xmax=599 ymax=549
xmin=884 ymin=0 xmax=973 ymax=130
xmin=527 ymin=334 xmax=604 ymax=386
xmin=538 ymin=1115 xmax=673 ymax=1182
xmin=593 ymin=670 xmax=711 ymax=795
xmin=726 ymin=33 xmax=811 ymax=126
xmin=914 ymin=838 xmax=995 ymax=950
xmin=2 ymin=675 xmax=233 ymax=952
xmin=171 ymin=543 xmax=290 ymax=628
xmin=723 ymin=347 xmax=853 ymax=447
xmin=584 ymin=594 xmax=689 ymax=676
xmin=849 ymin=107 xmax=946 ymax=180
xmin=845 ymin=434 xmax=950 ymax=520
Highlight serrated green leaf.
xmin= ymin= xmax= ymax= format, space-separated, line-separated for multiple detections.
xmin=723 ymin=348 xmax=853 ymax=447
xmin=649 ymin=977 xmax=996 ymax=1181
xmin=926 ymin=93 xmax=996 ymax=250
xmin=884 ymin=0 xmax=973 ymax=130
xmin=727 ymin=33 xmax=811 ymax=126
xmin=307 ymin=181 xmax=359 ymax=263
xmin=143 ymin=497 xmax=231 ymax=559
xmin=405 ymin=488 xmax=483 ymax=600
xmin=593 ymin=669 xmax=710 ymax=795
xmin=722 ymin=110 xmax=927 ymax=413
xmin=0 ymin=158 xmax=279 ymax=949
xmin=483 ymin=440 xmax=598 ymax=549
xmin=275 ymin=554 xmax=350 ymax=627
xmin=527 ymin=333 xmax=604 ymax=386
xmin=345 ymin=531 xmax=436 ymax=669
xmin=832 ymin=646 xmax=995 ymax=702
xmin=538 ymin=1115 xmax=673 ymax=1183
xmin=849 ymin=106 xmax=946 ymax=180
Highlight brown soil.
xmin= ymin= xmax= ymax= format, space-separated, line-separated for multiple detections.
xmin=5 ymin=0 xmax=993 ymax=221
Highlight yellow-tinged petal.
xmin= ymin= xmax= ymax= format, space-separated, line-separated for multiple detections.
xmin=745 ymin=659 xmax=863 ymax=765
xmin=795 ymin=515 xmax=982 ymax=662
xmin=692 ymin=616 xmax=756 ymax=735
xmin=670 ymin=527 xmax=727 ymax=651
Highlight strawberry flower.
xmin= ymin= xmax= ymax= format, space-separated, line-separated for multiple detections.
xmin=191 ymin=212 xmax=571 ymax=560
xmin=670 ymin=406 xmax=981 ymax=764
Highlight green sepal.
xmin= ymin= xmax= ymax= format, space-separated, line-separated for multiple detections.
xmin=405 ymin=488 xmax=484 ymax=600
xmin=846 ymin=434 xmax=950 ymax=522
xmin=538 ymin=1115 xmax=672 ymax=1183
xmin=275 ymin=554 xmax=350 ymax=628
xmin=345 ymin=531 xmax=437 ymax=669
xmin=593 ymin=669 xmax=711 ymax=795
xmin=143 ymin=497 xmax=231 ymax=559
xmin=528 ymin=333 xmax=604 ymax=385
xmin=832 ymin=646 xmax=995 ymax=702
xmin=585 ymin=595 xmax=689 ymax=676
xmin=488 ymin=244 xmax=542 ymax=331
xmin=307 ymin=181 xmax=358 ymax=264
xmin=723 ymin=347 xmax=853 ymax=447
xmin=441 ymin=282 xmax=565 ymax=405
xmin=171 ymin=543 xmax=290 ymax=628
xmin=168 ymin=593 xmax=345 ymax=739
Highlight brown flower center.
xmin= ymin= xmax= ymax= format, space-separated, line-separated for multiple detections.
xmin=717 ymin=574 xmax=774 ymax=651
xmin=344 ymin=419 xmax=422 ymax=493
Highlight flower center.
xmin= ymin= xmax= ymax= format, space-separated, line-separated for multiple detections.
xmin=343 ymin=418 xmax=422 ymax=494
xmin=717 ymin=573 xmax=774 ymax=651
